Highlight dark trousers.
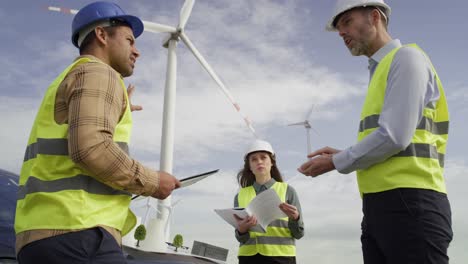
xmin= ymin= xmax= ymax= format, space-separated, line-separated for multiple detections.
xmin=18 ymin=227 xmax=127 ymax=264
xmin=239 ymin=254 xmax=296 ymax=264
xmin=361 ymin=188 xmax=453 ymax=264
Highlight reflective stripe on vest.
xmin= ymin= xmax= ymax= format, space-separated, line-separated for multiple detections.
xmin=23 ymin=138 xmax=129 ymax=162
xmin=356 ymin=44 xmax=449 ymax=194
xmin=243 ymin=236 xmax=296 ymax=246
xmin=237 ymin=182 xmax=296 ymax=257
xmin=15 ymin=57 xmax=136 ymax=236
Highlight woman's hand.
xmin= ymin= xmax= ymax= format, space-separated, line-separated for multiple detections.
xmin=234 ymin=214 xmax=257 ymax=234
xmin=279 ymin=202 xmax=299 ymax=221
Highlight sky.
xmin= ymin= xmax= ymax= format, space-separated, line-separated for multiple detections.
xmin=1 ymin=0 xmax=467 ymax=263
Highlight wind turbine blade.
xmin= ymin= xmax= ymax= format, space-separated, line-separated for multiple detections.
xmin=287 ymin=174 xmax=300 ymax=183
xmin=311 ymin=126 xmax=320 ymax=135
xmin=178 ymin=0 xmax=195 ymax=30
xmin=288 ymin=121 xmax=306 ymax=126
xmin=47 ymin=7 xmax=177 ymax=35
xmin=142 ymin=205 xmax=151 ymax=225
xmin=180 ymin=32 xmax=257 ymax=137
xmin=47 ymin=6 xmax=79 ymax=14
xmin=305 ymin=104 xmax=315 ymax=120
xmin=143 ymin=21 xmax=177 ymax=33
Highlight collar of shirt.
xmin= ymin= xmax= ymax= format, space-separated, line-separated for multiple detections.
xmin=75 ymin=54 xmax=104 ymax=63
xmin=252 ymin=178 xmax=276 ymax=193
xmin=367 ymin=39 xmax=402 ymax=79
xmin=368 ymin=39 xmax=402 ymax=66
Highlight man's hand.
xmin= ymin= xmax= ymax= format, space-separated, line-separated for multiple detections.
xmin=127 ymin=84 xmax=143 ymax=112
xmin=298 ymin=146 xmax=340 ymax=177
xmin=234 ymin=214 xmax=257 ymax=234
xmin=150 ymin=171 xmax=181 ymax=200
xmin=279 ymin=202 xmax=299 ymax=220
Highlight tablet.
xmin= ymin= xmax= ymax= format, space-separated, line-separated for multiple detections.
xmin=180 ymin=169 xmax=219 ymax=188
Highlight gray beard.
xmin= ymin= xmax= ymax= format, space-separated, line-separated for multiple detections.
xmin=348 ymin=41 xmax=369 ymax=56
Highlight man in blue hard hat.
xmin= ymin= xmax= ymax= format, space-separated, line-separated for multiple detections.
xmin=14 ymin=2 xmax=181 ymax=263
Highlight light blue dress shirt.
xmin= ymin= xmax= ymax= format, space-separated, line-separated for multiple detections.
xmin=333 ymin=39 xmax=441 ymax=173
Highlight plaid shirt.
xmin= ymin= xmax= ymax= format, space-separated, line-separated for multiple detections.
xmin=16 ymin=55 xmax=159 ymax=254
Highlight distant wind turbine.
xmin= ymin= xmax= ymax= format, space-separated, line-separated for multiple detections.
xmin=131 ymin=196 xmax=183 ymax=236
xmin=288 ymin=104 xmax=319 ymax=155
xmin=129 ymin=196 xmax=183 ymax=251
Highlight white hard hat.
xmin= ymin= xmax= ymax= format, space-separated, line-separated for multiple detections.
xmin=244 ymin=140 xmax=275 ymax=160
xmin=326 ymin=0 xmax=391 ymax=31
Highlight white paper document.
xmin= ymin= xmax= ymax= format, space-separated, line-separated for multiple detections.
xmin=214 ymin=188 xmax=287 ymax=233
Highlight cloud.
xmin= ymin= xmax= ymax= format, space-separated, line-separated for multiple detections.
xmin=123 ymin=0 xmax=367 ymax=166
xmin=446 ymin=82 xmax=468 ymax=114
xmin=0 ymin=96 xmax=40 ymax=172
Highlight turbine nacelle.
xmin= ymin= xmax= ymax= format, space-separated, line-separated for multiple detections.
xmin=143 ymin=0 xmax=193 ymax=48
xmin=162 ymin=33 xmax=180 ymax=49
xmin=288 ymin=120 xmax=311 ymax=129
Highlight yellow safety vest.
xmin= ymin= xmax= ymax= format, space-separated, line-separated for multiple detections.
xmin=237 ymin=182 xmax=295 ymax=257
xmin=15 ymin=57 xmax=136 ymax=236
xmin=357 ymin=44 xmax=449 ymax=194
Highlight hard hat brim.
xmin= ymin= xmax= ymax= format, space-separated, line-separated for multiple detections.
xmin=244 ymin=150 xmax=275 ymax=161
xmin=72 ymin=14 xmax=144 ymax=48
xmin=117 ymin=15 xmax=144 ymax=39
xmin=325 ymin=2 xmax=391 ymax=32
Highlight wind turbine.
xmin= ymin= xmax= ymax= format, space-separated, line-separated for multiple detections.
xmin=140 ymin=0 xmax=258 ymax=251
xmin=288 ymin=105 xmax=319 ymax=155
xmin=48 ymin=0 xmax=257 ymax=253
xmin=131 ymin=195 xmax=182 ymax=232
xmin=129 ymin=196 xmax=183 ymax=251
xmin=48 ymin=3 xmax=257 ymax=138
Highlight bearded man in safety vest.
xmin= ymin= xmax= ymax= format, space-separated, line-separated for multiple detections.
xmin=298 ymin=0 xmax=452 ymax=263
xmin=14 ymin=2 xmax=181 ymax=263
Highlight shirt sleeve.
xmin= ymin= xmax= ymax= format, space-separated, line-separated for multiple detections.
xmin=286 ymin=184 xmax=305 ymax=239
xmin=333 ymin=46 xmax=439 ymax=173
xmin=233 ymin=193 xmax=250 ymax=243
xmin=62 ymin=62 xmax=159 ymax=196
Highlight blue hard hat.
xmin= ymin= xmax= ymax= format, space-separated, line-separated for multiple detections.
xmin=71 ymin=1 xmax=144 ymax=48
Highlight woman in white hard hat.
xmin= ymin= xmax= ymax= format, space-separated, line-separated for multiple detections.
xmin=234 ymin=140 xmax=304 ymax=264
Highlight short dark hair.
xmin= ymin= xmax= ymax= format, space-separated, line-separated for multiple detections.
xmin=79 ymin=19 xmax=131 ymax=54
